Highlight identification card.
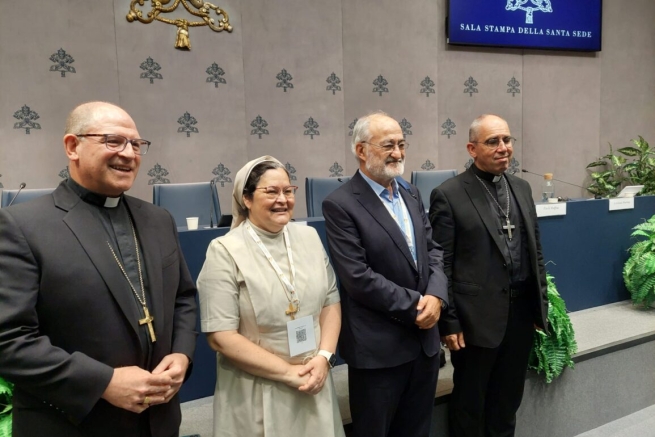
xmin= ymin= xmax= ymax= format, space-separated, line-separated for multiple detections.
xmin=287 ymin=315 xmax=316 ymax=357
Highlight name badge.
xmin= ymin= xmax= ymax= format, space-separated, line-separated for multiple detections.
xmin=287 ymin=315 xmax=316 ymax=357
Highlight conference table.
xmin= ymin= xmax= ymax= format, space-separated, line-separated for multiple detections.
xmin=178 ymin=196 xmax=655 ymax=402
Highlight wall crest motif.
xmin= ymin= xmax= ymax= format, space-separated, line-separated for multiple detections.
xmin=276 ymin=69 xmax=294 ymax=92
xmin=400 ymin=118 xmax=412 ymax=138
xmin=464 ymin=76 xmax=478 ymax=97
xmin=326 ymin=73 xmax=341 ymax=95
xmin=250 ymin=116 xmax=269 ymax=139
xmin=140 ymin=57 xmax=163 ymax=84
xmin=420 ymin=76 xmax=435 ymax=97
xmin=441 ymin=118 xmax=456 ymax=139
xmin=148 ymin=164 xmax=171 ymax=184
xmin=421 ymin=160 xmax=436 ymax=171
xmin=285 ymin=163 xmax=297 ymax=181
xmin=206 ymin=63 xmax=226 ymax=88
xmin=13 ymin=105 xmax=41 ymax=134
xmin=177 ymin=112 xmax=199 ymax=137
xmin=304 ymin=117 xmax=320 ymax=139
xmin=373 ymin=75 xmax=389 ymax=96
xmin=329 ymin=162 xmax=344 ymax=177
xmin=49 ymin=49 xmax=76 ymax=77
xmin=507 ymin=77 xmax=521 ymax=96
xmin=212 ymin=163 xmax=233 ymax=187
xmin=348 ymin=119 xmax=358 ymax=136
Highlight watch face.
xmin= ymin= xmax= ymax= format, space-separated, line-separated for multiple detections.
xmin=328 ymin=354 xmax=337 ymax=367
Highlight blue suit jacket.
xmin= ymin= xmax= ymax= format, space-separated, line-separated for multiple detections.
xmin=323 ymin=171 xmax=448 ymax=369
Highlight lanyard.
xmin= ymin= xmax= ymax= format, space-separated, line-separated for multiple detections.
xmin=246 ymin=223 xmax=299 ymax=304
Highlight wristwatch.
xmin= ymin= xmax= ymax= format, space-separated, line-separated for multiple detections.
xmin=317 ymin=350 xmax=337 ymax=368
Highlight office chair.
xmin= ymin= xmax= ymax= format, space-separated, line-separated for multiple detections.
xmin=305 ymin=177 xmax=351 ymax=217
xmin=1 ymin=187 xmax=55 ymax=208
xmin=410 ymin=170 xmax=458 ymax=211
xmin=152 ymin=182 xmax=221 ymax=228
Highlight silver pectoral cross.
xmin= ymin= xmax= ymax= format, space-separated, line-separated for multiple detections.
xmin=503 ymin=217 xmax=516 ymax=241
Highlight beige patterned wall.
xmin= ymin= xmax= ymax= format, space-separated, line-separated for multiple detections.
xmin=1 ymin=0 xmax=654 ymax=215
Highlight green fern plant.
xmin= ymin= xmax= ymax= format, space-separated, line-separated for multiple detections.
xmin=528 ymin=273 xmax=577 ymax=383
xmin=0 ymin=376 xmax=12 ymax=437
xmin=623 ymin=215 xmax=655 ymax=309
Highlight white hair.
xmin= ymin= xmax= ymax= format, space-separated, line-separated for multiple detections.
xmin=350 ymin=111 xmax=390 ymax=158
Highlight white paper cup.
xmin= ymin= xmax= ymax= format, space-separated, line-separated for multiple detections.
xmin=186 ymin=217 xmax=199 ymax=230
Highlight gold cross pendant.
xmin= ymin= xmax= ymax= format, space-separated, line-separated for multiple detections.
xmin=139 ymin=305 xmax=157 ymax=343
xmin=285 ymin=302 xmax=299 ymax=320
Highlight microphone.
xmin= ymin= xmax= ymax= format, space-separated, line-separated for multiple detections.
xmin=209 ymin=180 xmax=216 ymax=228
xmin=337 ymin=178 xmax=344 ymax=182
xmin=521 ymin=169 xmax=601 ymax=199
xmin=7 ymin=182 xmax=26 ymax=207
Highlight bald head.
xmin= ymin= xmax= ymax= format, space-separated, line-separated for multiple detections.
xmin=65 ymin=102 xmax=130 ymax=136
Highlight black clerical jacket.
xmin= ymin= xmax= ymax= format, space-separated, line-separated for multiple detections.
xmin=429 ymin=167 xmax=549 ymax=348
xmin=0 ymin=181 xmax=198 ymax=437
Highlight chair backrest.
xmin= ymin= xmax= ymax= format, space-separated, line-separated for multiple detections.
xmin=305 ymin=177 xmax=351 ymax=217
xmin=152 ymin=182 xmax=221 ymax=228
xmin=0 ymin=188 xmax=55 ymax=208
xmin=410 ymin=170 xmax=458 ymax=211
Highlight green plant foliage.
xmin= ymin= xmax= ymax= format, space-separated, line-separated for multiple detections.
xmin=528 ymin=274 xmax=577 ymax=383
xmin=586 ymin=143 xmax=626 ymax=198
xmin=0 ymin=376 xmax=12 ymax=437
xmin=623 ymin=215 xmax=655 ymax=308
xmin=586 ymin=136 xmax=655 ymax=197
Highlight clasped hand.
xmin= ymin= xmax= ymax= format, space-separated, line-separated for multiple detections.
xmin=415 ymin=295 xmax=442 ymax=329
xmin=101 ymin=353 xmax=189 ymax=413
xmin=286 ymin=356 xmax=329 ymax=395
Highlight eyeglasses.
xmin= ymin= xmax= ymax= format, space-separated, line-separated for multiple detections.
xmin=253 ymin=186 xmax=299 ymax=199
xmin=472 ymin=136 xmax=516 ymax=149
xmin=362 ymin=141 xmax=409 ymax=152
xmin=76 ymin=134 xmax=151 ymax=155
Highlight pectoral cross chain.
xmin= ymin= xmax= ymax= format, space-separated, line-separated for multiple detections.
xmin=139 ymin=305 xmax=157 ymax=343
xmin=285 ymin=301 xmax=299 ymax=320
xmin=503 ymin=217 xmax=515 ymax=240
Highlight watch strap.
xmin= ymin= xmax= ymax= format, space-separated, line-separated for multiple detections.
xmin=317 ymin=350 xmax=335 ymax=368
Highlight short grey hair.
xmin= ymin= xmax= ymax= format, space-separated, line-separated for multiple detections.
xmin=469 ymin=114 xmax=506 ymax=142
xmin=350 ymin=111 xmax=390 ymax=157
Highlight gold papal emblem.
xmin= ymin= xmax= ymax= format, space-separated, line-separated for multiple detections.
xmin=126 ymin=0 xmax=233 ymax=50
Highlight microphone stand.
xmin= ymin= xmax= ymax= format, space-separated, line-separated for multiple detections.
xmin=7 ymin=182 xmax=26 ymax=207
xmin=521 ymin=170 xmax=601 ymax=199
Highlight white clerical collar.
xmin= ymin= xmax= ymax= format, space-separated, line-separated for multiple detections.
xmin=104 ymin=197 xmax=120 ymax=208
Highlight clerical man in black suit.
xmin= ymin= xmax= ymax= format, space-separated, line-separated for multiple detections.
xmin=429 ymin=114 xmax=549 ymax=437
xmin=323 ymin=111 xmax=448 ymax=437
xmin=0 ymin=101 xmax=198 ymax=437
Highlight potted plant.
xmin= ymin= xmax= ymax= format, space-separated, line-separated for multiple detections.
xmin=528 ymin=273 xmax=577 ymax=383
xmin=0 ymin=376 xmax=12 ymax=437
xmin=617 ymin=136 xmax=655 ymax=195
xmin=586 ymin=136 xmax=655 ymax=197
xmin=586 ymin=144 xmax=626 ymax=198
xmin=623 ymin=214 xmax=655 ymax=309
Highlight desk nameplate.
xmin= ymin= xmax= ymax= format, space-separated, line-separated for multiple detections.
xmin=536 ymin=202 xmax=567 ymax=217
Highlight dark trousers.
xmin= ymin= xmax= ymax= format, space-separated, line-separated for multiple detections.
xmin=449 ymin=296 xmax=535 ymax=437
xmin=348 ymin=351 xmax=440 ymax=437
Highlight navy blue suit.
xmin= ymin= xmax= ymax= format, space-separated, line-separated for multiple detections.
xmin=323 ymin=171 xmax=448 ymax=437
